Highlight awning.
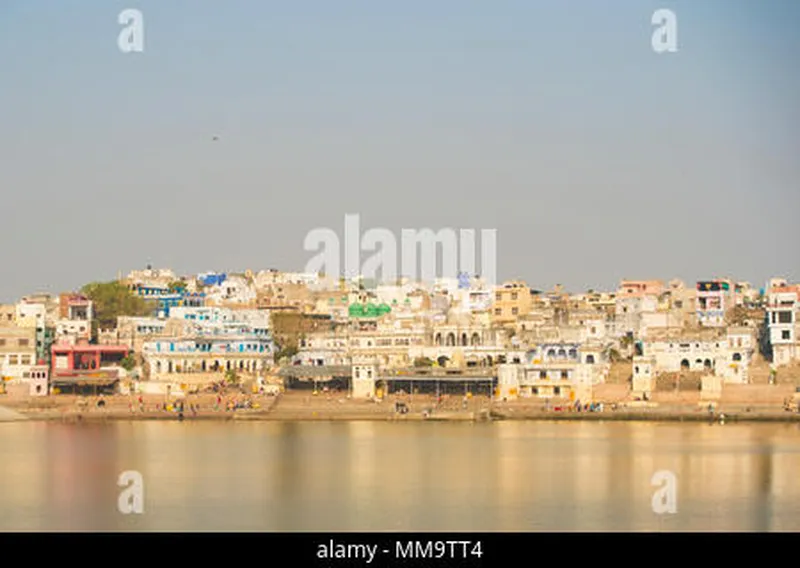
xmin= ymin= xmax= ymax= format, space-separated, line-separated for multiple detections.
xmin=51 ymin=377 xmax=120 ymax=386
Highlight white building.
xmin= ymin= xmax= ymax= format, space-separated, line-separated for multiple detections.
xmin=54 ymin=319 xmax=91 ymax=344
xmin=496 ymin=343 xmax=609 ymax=401
xmin=126 ymin=268 xmax=178 ymax=287
xmin=613 ymin=281 xmax=663 ymax=338
xmin=640 ymin=326 xmax=756 ymax=383
xmin=766 ymin=283 xmax=799 ymax=366
xmin=169 ymin=306 xmax=236 ymax=324
xmin=205 ymin=275 xmax=257 ymax=304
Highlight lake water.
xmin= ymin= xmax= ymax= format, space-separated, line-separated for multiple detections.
xmin=1 ymin=420 xmax=799 ymax=531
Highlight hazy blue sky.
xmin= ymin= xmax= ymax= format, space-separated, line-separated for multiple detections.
xmin=1 ymin=0 xmax=798 ymax=302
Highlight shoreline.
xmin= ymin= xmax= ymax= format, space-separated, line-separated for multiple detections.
xmin=3 ymin=392 xmax=800 ymax=424
xmin=6 ymin=408 xmax=800 ymax=424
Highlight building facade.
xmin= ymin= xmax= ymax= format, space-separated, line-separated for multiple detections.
xmin=766 ymin=284 xmax=799 ymax=366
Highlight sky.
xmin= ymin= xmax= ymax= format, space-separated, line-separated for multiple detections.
xmin=1 ymin=0 xmax=798 ymax=302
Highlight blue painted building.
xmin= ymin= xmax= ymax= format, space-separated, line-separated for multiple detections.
xmin=155 ymin=295 xmax=183 ymax=318
xmin=132 ymin=284 xmax=206 ymax=317
xmin=199 ymin=273 xmax=227 ymax=287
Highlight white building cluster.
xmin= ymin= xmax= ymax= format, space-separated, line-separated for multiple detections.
xmin=2 ymin=266 xmax=797 ymax=400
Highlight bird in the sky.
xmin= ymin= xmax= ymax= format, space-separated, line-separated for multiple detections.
xmin=212 ymin=136 xmax=219 ymax=141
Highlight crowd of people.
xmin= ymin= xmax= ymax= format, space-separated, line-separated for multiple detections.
xmin=123 ymin=393 xmax=262 ymax=415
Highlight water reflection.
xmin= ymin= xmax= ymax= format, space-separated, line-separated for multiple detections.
xmin=0 ymin=420 xmax=798 ymax=531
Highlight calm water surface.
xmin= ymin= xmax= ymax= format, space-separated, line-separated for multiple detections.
xmin=1 ymin=420 xmax=799 ymax=531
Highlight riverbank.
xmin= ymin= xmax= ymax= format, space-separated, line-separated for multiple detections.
xmin=3 ymin=392 xmax=800 ymax=423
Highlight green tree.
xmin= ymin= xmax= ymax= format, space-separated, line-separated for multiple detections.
xmin=167 ymin=280 xmax=187 ymax=293
xmin=271 ymin=312 xmax=304 ymax=363
xmin=81 ymin=281 xmax=155 ymax=341
xmin=275 ymin=345 xmax=299 ymax=364
xmin=120 ymin=354 xmax=136 ymax=372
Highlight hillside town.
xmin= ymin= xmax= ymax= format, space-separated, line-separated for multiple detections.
xmin=1 ymin=268 xmax=799 ymax=415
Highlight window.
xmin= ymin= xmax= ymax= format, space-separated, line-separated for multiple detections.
xmin=0 ymin=339 xmax=5 ymax=346
xmin=782 ymin=330 xmax=791 ymax=340
xmin=511 ymin=307 xmax=519 ymax=315
xmin=9 ymin=355 xmax=18 ymax=365
xmin=540 ymin=371 xmax=547 ymax=379
xmin=511 ymin=293 xmax=518 ymax=300
xmin=18 ymin=339 xmax=29 ymax=347
xmin=778 ymin=311 xmax=793 ymax=324
xmin=495 ymin=308 xmax=502 ymax=315
xmin=495 ymin=293 xmax=502 ymax=301
xmin=21 ymin=355 xmax=31 ymax=365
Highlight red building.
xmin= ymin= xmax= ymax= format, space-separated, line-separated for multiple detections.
xmin=59 ymin=293 xmax=92 ymax=320
xmin=50 ymin=340 xmax=130 ymax=394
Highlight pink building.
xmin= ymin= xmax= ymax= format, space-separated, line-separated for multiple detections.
xmin=617 ymin=280 xmax=664 ymax=297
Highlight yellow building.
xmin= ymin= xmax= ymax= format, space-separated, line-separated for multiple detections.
xmin=492 ymin=281 xmax=534 ymax=326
